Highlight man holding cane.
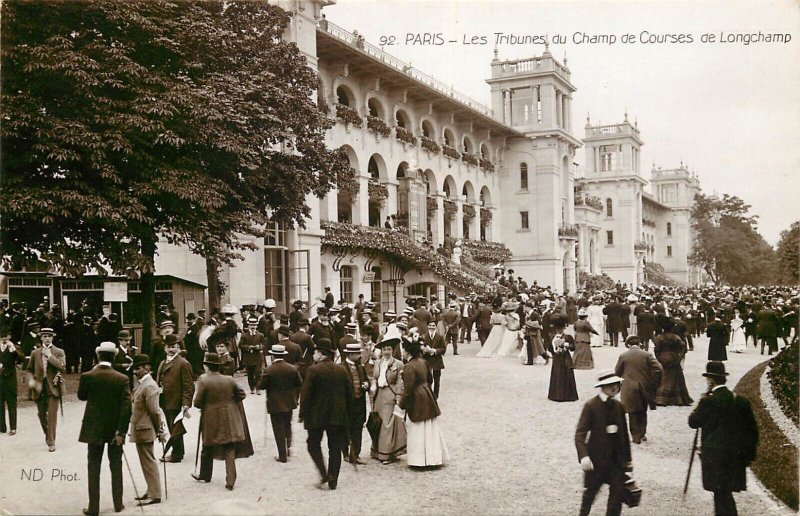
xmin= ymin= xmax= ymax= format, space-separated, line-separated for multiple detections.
xmin=78 ymin=342 xmax=131 ymax=516
xmin=129 ymin=354 xmax=165 ymax=506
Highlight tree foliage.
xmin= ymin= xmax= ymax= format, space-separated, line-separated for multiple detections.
xmin=1 ymin=1 xmax=355 ymax=346
xmin=689 ymin=193 xmax=778 ymax=286
xmin=776 ymin=221 xmax=800 ymax=284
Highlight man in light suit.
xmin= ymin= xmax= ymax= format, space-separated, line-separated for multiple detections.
xmin=78 ymin=342 xmax=131 ymax=516
xmin=260 ymin=344 xmax=302 ymax=463
xmin=156 ymin=335 xmax=194 ymax=463
xmin=614 ymin=336 xmax=663 ymax=444
xmin=129 ymin=354 xmax=164 ymax=506
xmin=26 ymin=327 xmax=65 ymax=451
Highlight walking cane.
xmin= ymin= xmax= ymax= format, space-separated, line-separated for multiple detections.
xmin=121 ymin=446 xmax=145 ymax=513
xmin=194 ymin=413 xmax=203 ymax=476
xmin=160 ymin=441 xmax=168 ymax=500
xmin=683 ymin=428 xmax=700 ymax=498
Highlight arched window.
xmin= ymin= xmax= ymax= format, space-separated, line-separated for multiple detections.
xmin=368 ymin=156 xmax=379 ymax=179
xmin=421 ymin=120 xmax=433 ymax=138
xmin=443 ymin=129 xmax=454 ymax=147
xmin=606 ymin=198 xmax=613 ymax=217
xmin=336 ymin=86 xmax=351 ymax=106
xmin=667 ymin=222 xmax=672 ymax=236
xmin=367 ymin=98 xmax=384 ymax=119
xmin=520 ymin=163 xmax=528 ymax=190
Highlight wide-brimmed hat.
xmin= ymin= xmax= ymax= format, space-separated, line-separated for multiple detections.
xmin=702 ymin=361 xmax=729 ymax=379
xmin=118 ymin=329 xmax=132 ymax=340
xmin=203 ymin=352 xmax=222 ymax=366
xmin=377 ymin=337 xmax=399 ymax=349
xmin=314 ymin=338 xmax=334 ymax=354
xmin=269 ymin=344 xmax=288 ymax=355
xmin=132 ymin=354 xmax=151 ymax=368
xmin=344 ymin=343 xmax=362 ymax=353
xmin=95 ymin=341 xmax=118 ymax=355
xmin=396 ymin=321 xmax=408 ymax=330
xmin=594 ymin=370 xmax=624 ymax=388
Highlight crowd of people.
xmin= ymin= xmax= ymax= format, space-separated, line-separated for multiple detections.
xmin=0 ymin=276 xmax=794 ymax=515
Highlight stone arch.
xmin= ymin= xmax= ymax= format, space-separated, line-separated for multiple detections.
xmin=420 ymin=118 xmax=435 ymax=139
xmin=462 ymin=136 xmax=474 ymax=155
xmin=336 ymin=83 xmax=356 ymax=108
xmin=424 ymin=169 xmax=437 ymax=194
xmin=366 ymin=96 xmax=386 ymax=120
xmin=396 ymin=161 xmax=409 ymax=180
xmin=461 ymin=181 xmax=476 ymax=202
xmin=480 ymin=185 xmax=492 ymax=206
xmin=367 ymin=153 xmax=387 ymax=180
xmin=479 ymin=142 xmax=491 ymax=159
xmin=442 ymin=127 xmax=456 ymax=147
xmin=442 ymin=175 xmax=457 ymax=199
xmin=395 ymin=109 xmax=412 ymax=130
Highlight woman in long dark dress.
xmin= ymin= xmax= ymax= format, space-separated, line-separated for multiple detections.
xmin=547 ymin=315 xmax=578 ymax=402
xmin=654 ymin=318 xmax=693 ymax=406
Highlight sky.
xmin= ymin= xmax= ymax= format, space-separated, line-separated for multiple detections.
xmin=324 ymin=0 xmax=800 ymax=245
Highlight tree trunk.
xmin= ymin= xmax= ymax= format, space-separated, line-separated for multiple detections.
xmin=206 ymin=256 xmax=221 ymax=315
xmin=140 ymin=234 xmax=157 ymax=356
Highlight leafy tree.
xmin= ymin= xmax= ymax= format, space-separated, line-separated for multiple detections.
xmin=776 ymin=221 xmax=800 ymax=284
xmin=689 ymin=193 xmax=778 ymax=286
xmin=1 ymin=1 xmax=355 ymax=352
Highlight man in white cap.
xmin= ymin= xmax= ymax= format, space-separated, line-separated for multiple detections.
xmin=78 ymin=342 xmax=131 ymax=515
xmin=260 ymin=344 xmax=302 ymax=463
xmin=575 ymin=369 xmax=632 ymax=516
xmin=26 ymin=327 xmax=65 ymax=451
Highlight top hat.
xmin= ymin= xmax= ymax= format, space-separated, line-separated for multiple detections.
xmin=269 ymin=344 xmax=288 ymax=355
xmin=344 ymin=343 xmax=362 ymax=353
xmin=118 ymin=329 xmax=132 ymax=339
xmin=702 ymin=361 xmax=729 ymax=379
xmin=203 ymin=352 xmax=222 ymax=366
xmin=314 ymin=338 xmax=334 ymax=354
xmin=594 ymin=369 xmax=624 ymax=388
xmin=132 ymin=354 xmax=151 ymax=368
xmin=95 ymin=341 xmax=119 ymax=355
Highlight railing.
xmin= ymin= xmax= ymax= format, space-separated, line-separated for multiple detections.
xmin=320 ymin=20 xmax=493 ymax=117
xmin=497 ymin=56 xmax=571 ymax=83
xmin=634 ymin=240 xmax=648 ymax=252
xmin=586 ymin=123 xmax=640 ymax=137
xmin=558 ymin=224 xmax=579 ymax=238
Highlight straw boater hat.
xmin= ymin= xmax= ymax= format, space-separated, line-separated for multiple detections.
xmin=40 ymin=327 xmax=55 ymax=335
xmin=594 ymin=370 xmax=624 ymax=388
xmin=95 ymin=341 xmax=118 ymax=355
xmin=269 ymin=344 xmax=288 ymax=356
xmin=344 ymin=343 xmax=362 ymax=354
xmin=221 ymin=304 xmax=237 ymax=315
xmin=159 ymin=320 xmax=175 ymax=330
xmin=702 ymin=361 xmax=729 ymax=379
xmin=345 ymin=322 xmax=358 ymax=332
xmin=246 ymin=316 xmax=259 ymax=325
xmin=403 ymin=307 xmax=414 ymax=316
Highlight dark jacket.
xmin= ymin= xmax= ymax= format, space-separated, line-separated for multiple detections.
xmin=299 ymin=359 xmax=353 ymax=429
xmin=193 ymin=371 xmax=245 ymax=446
xmin=575 ymin=395 xmax=632 ymax=475
xmin=78 ymin=365 xmax=131 ymax=444
xmin=289 ymin=330 xmax=315 ymax=378
xmin=756 ymin=308 xmax=781 ymax=338
xmin=474 ymin=304 xmax=493 ymax=331
xmin=156 ymin=355 xmax=194 ymax=410
xmin=603 ymin=302 xmax=627 ymax=333
xmin=688 ymin=386 xmax=758 ymax=492
xmin=26 ymin=345 xmax=66 ymax=399
xmin=1 ymin=345 xmax=24 ymax=393
xmin=422 ymin=332 xmax=446 ymax=370
xmin=399 ymin=357 xmax=441 ymax=423
xmin=239 ymin=331 xmax=266 ymax=366
xmin=636 ymin=311 xmax=656 ymax=339
xmin=260 ymin=359 xmax=302 ymax=414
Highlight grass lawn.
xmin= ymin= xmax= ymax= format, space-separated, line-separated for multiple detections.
xmin=734 ymin=360 xmax=799 ymax=510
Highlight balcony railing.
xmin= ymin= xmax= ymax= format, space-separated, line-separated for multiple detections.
xmin=320 ymin=20 xmax=493 ymax=117
xmin=634 ymin=240 xmax=648 ymax=252
xmin=558 ymin=224 xmax=579 ymax=238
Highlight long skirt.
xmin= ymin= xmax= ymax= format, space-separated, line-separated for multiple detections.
xmin=730 ymin=328 xmax=746 ymax=353
xmin=476 ymin=325 xmax=504 ymax=357
xmin=572 ymin=341 xmax=594 ymax=369
xmin=405 ymin=416 xmax=449 ymax=467
xmin=370 ymin=386 xmax=407 ymax=461
xmin=548 ymin=353 xmax=579 ymax=402
xmin=496 ymin=328 xmax=521 ymax=357
xmin=655 ymin=366 xmax=694 ymax=406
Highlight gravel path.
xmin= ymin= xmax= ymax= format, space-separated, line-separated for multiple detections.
xmin=0 ymin=334 xmax=781 ymax=515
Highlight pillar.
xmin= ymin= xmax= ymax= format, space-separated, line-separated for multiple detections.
xmin=356 ymin=174 xmax=370 ymax=225
xmin=386 ymin=179 xmax=399 ymax=219
xmin=555 ymin=91 xmax=562 ymax=128
xmin=473 ymin=202 xmax=481 ymax=242
xmin=435 ymin=193 xmax=445 ymax=245
xmin=503 ymin=89 xmax=511 ymax=125
xmin=325 ymin=188 xmax=338 ymax=222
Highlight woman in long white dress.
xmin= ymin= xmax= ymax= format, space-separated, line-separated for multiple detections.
xmin=586 ymin=298 xmax=606 ymax=347
xmin=476 ymin=309 xmax=506 ymax=358
xmin=496 ymin=304 xmax=522 ymax=357
xmin=729 ymin=309 xmax=746 ymax=353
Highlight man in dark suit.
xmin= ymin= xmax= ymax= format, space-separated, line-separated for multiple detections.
xmin=239 ymin=316 xmax=266 ymax=395
xmin=337 ymin=322 xmax=359 ymax=359
xmin=1 ymin=325 xmax=24 ymax=435
xmin=340 ymin=343 xmax=369 ymax=464
xmin=290 ymin=318 xmax=314 ymax=379
xmin=412 ymin=302 xmax=432 ymax=335
xmin=603 ymin=297 xmax=626 ymax=347
xmin=78 ymin=316 xmax=99 ymax=373
xmin=299 ymin=338 xmax=353 ymax=490
xmin=636 ymin=307 xmax=657 ymax=351
xmin=575 ymin=370 xmax=633 ymax=516
xmin=614 ymin=336 xmax=663 ymax=443
xmin=156 ymin=336 xmax=194 ymax=463
xmin=458 ymin=297 xmax=475 ymax=344
xmin=112 ymin=329 xmax=136 ymax=389
xmin=756 ymin=301 xmax=781 ymax=355
xmin=260 ymin=344 xmax=302 ymax=463
xmin=322 ymin=287 xmax=335 ymax=310
xmin=26 ymin=327 xmax=66 ymax=451
xmin=422 ymin=321 xmax=446 ymax=399
xmin=277 ymin=325 xmax=302 ymax=365
xmin=474 ymin=299 xmax=493 ymax=346
xmin=78 ymin=342 xmax=132 ymax=516
xmin=183 ymin=313 xmax=205 ymax=378
xmin=689 ymin=361 xmax=758 ymax=516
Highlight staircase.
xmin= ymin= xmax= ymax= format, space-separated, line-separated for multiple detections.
xmin=321 ymin=221 xmax=508 ymax=296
